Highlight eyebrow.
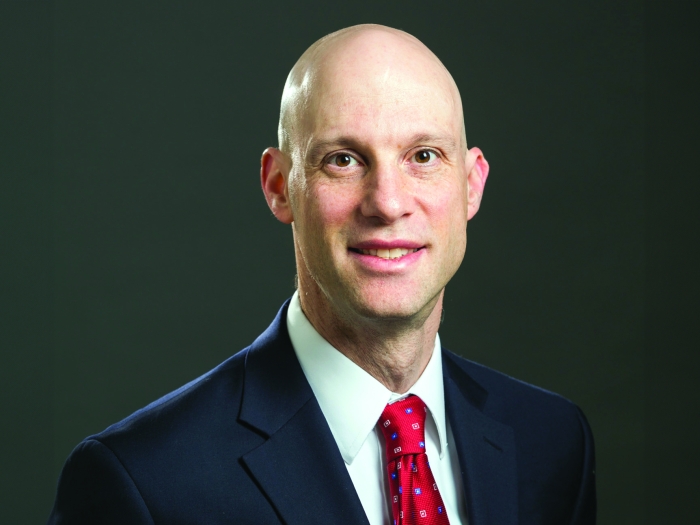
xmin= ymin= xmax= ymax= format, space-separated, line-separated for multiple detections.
xmin=305 ymin=133 xmax=460 ymax=166
xmin=406 ymin=133 xmax=460 ymax=153
xmin=306 ymin=137 xmax=362 ymax=166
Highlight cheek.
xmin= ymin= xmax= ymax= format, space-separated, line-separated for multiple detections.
xmin=312 ymin=183 xmax=359 ymax=234
xmin=424 ymin=179 xmax=468 ymax=237
xmin=293 ymin=181 xmax=359 ymax=259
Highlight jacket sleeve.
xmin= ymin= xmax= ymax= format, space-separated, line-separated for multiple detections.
xmin=569 ymin=406 xmax=597 ymax=525
xmin=48 ymin=439 xmax=154 ymax=525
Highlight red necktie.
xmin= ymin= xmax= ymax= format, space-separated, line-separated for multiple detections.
xmin=377 ymin=395 xmax=451 ymax=525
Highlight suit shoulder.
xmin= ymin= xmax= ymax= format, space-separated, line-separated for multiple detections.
xmin=443 ymin=349 xmax=595 ymax=516
xmin=91 ymin=347 xmax=250 ymax=451
xmin=443 ymin=349 xmax=587 ymax=431
xmin=49 ymin=439 xmax=154 ymax=524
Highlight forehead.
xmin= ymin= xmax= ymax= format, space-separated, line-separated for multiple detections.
xmin=299 ymin=33 xmax=462 ymax=149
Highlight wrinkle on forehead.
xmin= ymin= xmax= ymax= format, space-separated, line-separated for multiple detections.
xmin=278 ymin=24 xmax=466 ymax=157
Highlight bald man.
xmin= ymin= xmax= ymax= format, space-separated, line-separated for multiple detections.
xmin=49 ymin=25 xmax=596 ymax=525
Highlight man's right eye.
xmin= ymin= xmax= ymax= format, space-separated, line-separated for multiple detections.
xmin=328 ymin=153 xmax=358 ymax=168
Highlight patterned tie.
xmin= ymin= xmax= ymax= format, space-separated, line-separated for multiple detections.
xmin=377 ymin=395 xmax=450 ymax=525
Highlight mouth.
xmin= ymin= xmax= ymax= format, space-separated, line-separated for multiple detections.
xmin=349 ymin=247 xmax=422 ymax=260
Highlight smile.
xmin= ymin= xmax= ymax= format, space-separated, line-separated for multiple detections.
xmin=356 ymin=248 xmax=420 ymax=259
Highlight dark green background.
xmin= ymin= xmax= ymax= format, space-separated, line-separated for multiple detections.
xmin=1 ymin=1 xmax=697 ymax=523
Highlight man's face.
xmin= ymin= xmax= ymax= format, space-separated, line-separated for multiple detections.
xmin=276 ymin=33 xmax=486 ymax=324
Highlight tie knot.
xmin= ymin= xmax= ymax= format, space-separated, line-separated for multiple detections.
xmin=377 ymin=395 xmax=428 ymax=461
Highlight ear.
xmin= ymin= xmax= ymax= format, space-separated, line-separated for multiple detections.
xmin=465 ymin=147 xmax=489 ymax=220
xmin=260 ymin=147 xmax=294 ymax=224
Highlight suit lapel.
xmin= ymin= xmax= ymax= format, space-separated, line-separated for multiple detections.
xmin=238 ymin=302 xmax=369 ymax=525
xmin=242 ymin=399 xmax=370 ymax=525
xmin=443 ymin=353 xmax=518 ymax=525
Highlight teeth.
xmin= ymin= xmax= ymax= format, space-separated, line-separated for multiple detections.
xmin=359 ymin=248 xmax=419 ymax=259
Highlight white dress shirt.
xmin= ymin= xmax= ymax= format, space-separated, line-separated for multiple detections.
xmin=286 ymin=291 xmax=469 ymax=525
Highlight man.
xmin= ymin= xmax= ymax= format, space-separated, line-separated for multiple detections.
xmin=49 ymin=24 xmax=595 ymax=524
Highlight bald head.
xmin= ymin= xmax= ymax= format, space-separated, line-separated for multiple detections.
xmin=278 ymin=24 xmax=466 ymax=157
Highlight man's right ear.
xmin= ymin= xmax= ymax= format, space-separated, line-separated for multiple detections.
xmin=260 ymin=147 xmax=294 ymax=224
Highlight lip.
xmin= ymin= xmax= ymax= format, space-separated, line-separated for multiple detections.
xmin=351 ymin=239 xmax=425 ymax=250
xmin=348 ymin=241 xmax=426 ymax=273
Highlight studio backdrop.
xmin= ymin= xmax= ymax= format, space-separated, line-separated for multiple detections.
xmin=3 ymin=1 xmax=666 ymax=523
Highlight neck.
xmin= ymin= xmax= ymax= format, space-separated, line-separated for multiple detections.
xmin=297 ymin=280 xmax=443 ymax=394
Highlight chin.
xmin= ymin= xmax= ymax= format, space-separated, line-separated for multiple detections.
xmin=347 ymin=288 xmax=439 ymax=322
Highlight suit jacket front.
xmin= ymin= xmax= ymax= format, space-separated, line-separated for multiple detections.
xmin=49 ymin=300 xmax=596 ymax=524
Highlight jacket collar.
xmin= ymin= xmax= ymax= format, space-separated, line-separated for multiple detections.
xmin=443 ymin=352 xmax=519 ymax=525
xmin=238 ymin=300 xmax=370 ymax=525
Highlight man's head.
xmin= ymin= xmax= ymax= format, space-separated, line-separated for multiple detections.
xmin=261 ymin=24 xmax=489 ymax=328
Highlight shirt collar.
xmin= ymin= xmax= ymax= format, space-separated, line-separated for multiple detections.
xmin=286 ymin=291 xmax=448 ymax=465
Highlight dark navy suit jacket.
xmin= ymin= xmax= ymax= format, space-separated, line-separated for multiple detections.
xmin=49 ymin=301 xmax=596 ymax=524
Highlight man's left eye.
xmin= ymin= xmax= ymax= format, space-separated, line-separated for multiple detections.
xmin=413 ymin=150 xmax=437 ymax=164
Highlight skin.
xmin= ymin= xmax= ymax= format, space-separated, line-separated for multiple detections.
xmin=261 ymin=25 xmax=489 ymax=393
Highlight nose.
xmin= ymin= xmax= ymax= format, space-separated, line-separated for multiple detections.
xmin=359 ymin=163 xmax=415 ymax=223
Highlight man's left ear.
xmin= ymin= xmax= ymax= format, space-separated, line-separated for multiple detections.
xmin=465 ymin=147 xmax=489 ymax=220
